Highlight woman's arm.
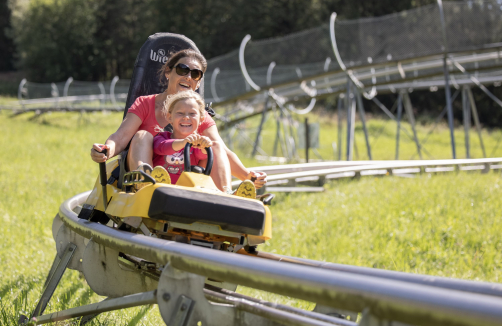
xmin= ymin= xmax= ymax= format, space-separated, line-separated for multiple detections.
xmin=198 ymin=158 xmax=208 ymax=168
xmin=91 ymin=113 xmax=143 ymax=162
xmin=201 ymin=126 xmax=232 ymax=190
xmin=202 ymin=125 xmax=267 ymax=188
xmin=225 ymin=144 xmax=267 ymax=188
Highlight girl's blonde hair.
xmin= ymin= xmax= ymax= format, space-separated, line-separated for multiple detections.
xmin=163 ymin=90 xmax=205 ymax=118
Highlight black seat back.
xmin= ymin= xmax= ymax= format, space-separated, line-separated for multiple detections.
xmin=123 ymin=33 xmax=204 ymax=119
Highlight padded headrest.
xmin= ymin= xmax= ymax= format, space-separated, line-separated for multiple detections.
xmin=123 ymin=33 xmax=204 ymax=119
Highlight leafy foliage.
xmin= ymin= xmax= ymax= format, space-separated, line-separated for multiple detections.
xmin=7 ymin=0 xmax=435 ymax=81
xmin=0 ymin=0 xmax=15 ymax=71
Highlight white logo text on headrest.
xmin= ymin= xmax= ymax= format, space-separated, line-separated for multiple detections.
xmin=150 ymin=49 xmax=168 ymax=63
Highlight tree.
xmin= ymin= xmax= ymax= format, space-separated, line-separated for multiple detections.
xmin=12 ymin=0 xmax=100 ymax=81
xmin=10 ymin=0 xmax=439 ymax=80
xmin=0 ymin=0 xmax=14 ymax=71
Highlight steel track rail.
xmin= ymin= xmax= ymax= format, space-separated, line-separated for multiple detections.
xmin=58 ymin=157 xmax=502 ymax=326
xmin=232 ymin=158 xmax=502 ymax=187
xmin=271 ymin=254 xmax=502 ymax=298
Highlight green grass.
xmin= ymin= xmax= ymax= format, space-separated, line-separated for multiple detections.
xmin=1 ymin=110 xmax=501 ymax=325
xmin=0 ymin=95 xmax=18 ymax=107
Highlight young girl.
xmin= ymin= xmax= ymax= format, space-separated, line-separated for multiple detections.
xmin=152 ymin=90 xmax=256 ymax=198
xmin=152 ymin=91 xmax=212 ymax=184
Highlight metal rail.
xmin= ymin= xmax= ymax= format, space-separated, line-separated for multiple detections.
xmin=235 ymin=158 xmax=502 ymax=188
xmin=48 ymin=158 xmax=502 ymax=326
xmin=2 ymin=77 xmax=129 ymax=114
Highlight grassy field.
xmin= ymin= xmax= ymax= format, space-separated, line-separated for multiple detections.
xmin=0 ymin=109 xmax=501 ymax=325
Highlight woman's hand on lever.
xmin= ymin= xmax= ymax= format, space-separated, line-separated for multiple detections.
xmin=91 ymin=143 xmax=111 ymax=163
xmin=247 ymin=170 xmax=267 ymax=189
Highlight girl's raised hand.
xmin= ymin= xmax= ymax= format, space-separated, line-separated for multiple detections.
xmin=185 ymin=134 xmax=212 ymax=149
xmin=184 ymin=134 xmax=199 ymax=146
xmin=197 ymin=136 xmax=213 ymax=149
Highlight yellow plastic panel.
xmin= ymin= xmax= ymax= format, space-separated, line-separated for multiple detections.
xmin=176 ymin=172 xmax=219 ymax=190
xmin=262 ymin=206 xmax=272 ymax=240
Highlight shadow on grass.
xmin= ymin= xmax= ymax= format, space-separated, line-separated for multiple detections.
xmin=58 ymin=279 xmax=90 ymax=309
xmin=0 ymin=275 xmax=39 ymax=299
xmin=128 ymin=305 xmax=154 ymax=326
xmin=83 ymin=304 xmax=153 ymax=326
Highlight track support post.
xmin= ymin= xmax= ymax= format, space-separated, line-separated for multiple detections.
xmin=346 ymin=80 xmax=356 ymax=161
xmin=462 ymin=86 xmax=471 ymax=158
xmin=337 ymin=94 xmax=344 ymax=161
xmin=438 ymin=0 xmax=456 ymax=159
xmin=252 ymin=95 xmax=270 ymax=157
xmin=30 ymin=243 xmax=77 ymax=320
xmin=157 ymin=263 xmax=277 ymax=326
xmin=466 ymin=87 xmax=486 ymax=158
xmin=395 ymin=92 xmax=404 ymax=160
xmin=355 ymin=89 xmax=372 ymax=160
xmin=403 ymin=92 xmax=422 ymax=159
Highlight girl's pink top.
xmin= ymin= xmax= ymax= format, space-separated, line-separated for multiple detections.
xmin=152 ymin=131 xmax=207 ymax=184
xmin=127 ymin=94 xmax=216 ymax=136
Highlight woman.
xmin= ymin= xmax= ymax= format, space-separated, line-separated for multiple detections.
xmin=90 ymin=49 xmax=266 ymax=191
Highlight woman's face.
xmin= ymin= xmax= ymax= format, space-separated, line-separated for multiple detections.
xmin=168 ymin=99 xmax=202 ymax=138
xmin=165 ymin=57 xmax=203 ymax=95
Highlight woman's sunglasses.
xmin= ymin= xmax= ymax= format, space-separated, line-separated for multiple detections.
xmin=175 ymin=63 xmax=204 ymax=81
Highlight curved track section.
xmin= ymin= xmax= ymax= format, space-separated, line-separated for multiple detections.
xmin=33 ymin=158 xmax=502 ymax=326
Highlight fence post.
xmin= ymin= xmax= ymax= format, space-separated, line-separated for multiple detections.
xmin=337 ymin=94 xmax=344 ymax=161
xmin=462 ymin=86 xmax=471 ymax=158
xmin=18 ymin=78 xmax=27 ymax=110
xmin=210 ymin=67 xmax=221 ymax=102
xmin=272 ymin=104 xmax=280 ymax=157
xmin=305 ymin=118 xmax=309 ymax=163
xmin=356 ymin=90 xmax=372 ymax=160
xmin=110 ymin=76 xmax=119 ymax=110
xmin=251 ymin=95 xmax=269 ymax=157
xmin=324 ymin=57 xmax=332 ymax=92
xmin=51 ymin=83 xmax=59 ymax=109
xmin=346 ymin=81 xmax=356 ymax=161
xmin=395 ymin=92 xmax=404 ymax=160
xmin=403 ymin=92 xmax=423 ymax=159
xmin=279 ymin=106 xmax=290 ymax=160
xmin=266 ymin=62 xmax=276 ymax=86
xmin=466 ymin=87 xmax=486 ymax=158
xmin=438 ymin=0 xmax=456 ymax=159
xmin=98 ymin=82 xmax=106 ymax=109
xmin=63 ymin=77 xmax=74 ymax=110
xmin=238 ymin=35 xmax=261 ymax=91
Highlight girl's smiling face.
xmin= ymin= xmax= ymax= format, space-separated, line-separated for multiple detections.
xmin=168 ymin=98 xmax=202 ymax=138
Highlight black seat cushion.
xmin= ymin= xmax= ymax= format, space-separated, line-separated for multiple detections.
xmin=124 ymin=33 xmax=205 ymax=118
xmin=148 ymin=187 xmax=266 ymax=235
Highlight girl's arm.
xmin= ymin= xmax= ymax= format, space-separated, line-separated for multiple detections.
xmin=153 ymin=134 xmax=177 ymax=155
xmin=154 ymin=134 xmax=211 ymax=154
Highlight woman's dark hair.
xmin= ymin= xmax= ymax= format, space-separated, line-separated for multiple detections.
xmin=159 ymin=49 xmax=207 ymax=87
